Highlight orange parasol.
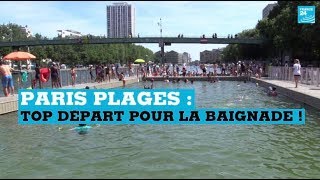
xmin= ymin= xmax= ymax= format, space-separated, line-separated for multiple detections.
xmin=3 ymin=51 xmax=36 ymax=60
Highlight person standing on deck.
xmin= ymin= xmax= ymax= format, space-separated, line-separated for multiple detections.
xmin=89 ymin=66 xmax=94 ymax=81
xmin=0 ymin=61 xmax=14 ymax=96
xmin=70 ymin=67 xmax=76 ymax=87
xmin=50 ymin=63 xmax=60 ymax=88
xmin=105 ymin=65 xmax=111 ymax=82
xmin=32 ymin=63 xmax=41 ymax=89
xmin=293 ymin=59 xmax=301 ymax=88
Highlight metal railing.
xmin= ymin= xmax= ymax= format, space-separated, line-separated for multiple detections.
xmin=267 ymin=66 xmax=320 ymax=87
xmin=3 ymin=67 xmax=139 ymax=96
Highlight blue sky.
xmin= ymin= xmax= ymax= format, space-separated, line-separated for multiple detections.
xmin=0 ymin=1 xmax=276 ymax=60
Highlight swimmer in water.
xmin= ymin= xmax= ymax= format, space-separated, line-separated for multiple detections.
xmin=144 ymin=79 xmax=154 ymax=89
xmin=191 ymin=80 xmax=194 ymax=84
xmin=74 ymin=124 xmax=91 ymax=134
xmin=144 ymin=85 xmax=151 ymax=89
xmin=268 ymin=86 xmax=278 ymax=96
xmin=72 ymin=86 xmax=92 ymax=134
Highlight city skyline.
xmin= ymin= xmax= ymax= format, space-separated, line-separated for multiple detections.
xmin=0 ymin=1 xmax=277 ymax=60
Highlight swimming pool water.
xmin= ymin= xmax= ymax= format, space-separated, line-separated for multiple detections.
xmin=0 ymin=81 xmax=319 ymax=178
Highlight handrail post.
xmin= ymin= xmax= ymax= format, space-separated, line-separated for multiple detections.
xmin=86 ymin=68 xmax=89 ymax=83
xmin=290 ymin=67 xmax=293 ymax=82
xmin=301 ymin=68 xmax=304 ymax=84
xmin=66 ymin=69 xmax=69 ymax=86
xmin=304 ymin=68 xmax=308 ymax=84
xmin=317 ymin=68 xmax=320 ymax=87
xmin=60 ymin=69 xmax=63 ymax=88
xmin=311 ymin=67 xmax=314 ymax=85
xmin=79 ymin=69 xmax=82 ymax=84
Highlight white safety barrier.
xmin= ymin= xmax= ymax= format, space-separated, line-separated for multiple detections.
xmin=267 ymin=66 xmax=320 ymax=87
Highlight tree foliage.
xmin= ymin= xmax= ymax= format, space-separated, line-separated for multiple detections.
xmin=221 ymin=1 xmax=320 ymax=65
xmin=0 ymin=23 xmax=155 ymax=65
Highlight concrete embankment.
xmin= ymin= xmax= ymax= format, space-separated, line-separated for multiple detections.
xmin=251 ymin=78 xmax=320 ymax=110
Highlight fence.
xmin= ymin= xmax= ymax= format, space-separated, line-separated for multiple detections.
xmin=5 ymin=66 xmax=139 ymax=95
xmin=267 ymin=66 xmax=320 ymax=87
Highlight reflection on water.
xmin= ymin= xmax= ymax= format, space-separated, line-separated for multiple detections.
xmin=0 ymin=81 xmax=319 ymax=178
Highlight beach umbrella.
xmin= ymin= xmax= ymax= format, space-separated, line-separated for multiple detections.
xmin=3 ymin=51 xmax=36 ymax=60
xmin=3 ymin=51 xmax=36 ymax=87
xmin=134 ymin=59 xmax=145 ymax=63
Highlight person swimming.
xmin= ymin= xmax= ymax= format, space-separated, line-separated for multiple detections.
xmin=144 ymin=80 xmax=154 ymax=89
xmin=144 ymin=85 xmax=151 ymax=89
xmin=74 ymin=124 xmax=91 ymax=134
xmin=72 ymin=86 xmax=92 ymax=134
xmin=268 ymin=86 xmax=278 ymax=96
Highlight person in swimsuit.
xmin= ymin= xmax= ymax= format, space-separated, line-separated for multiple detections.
xmin=32 ymin=63 xmax=41 ymax=89
xmin=0 ymin=61 xmax=14 ymax=96
xmin=105 ymin=65 xmax=110 ymax=82
xmin=119 ymin=72 xmax=126 ymax=87
xmin=70 ymin=67 xmax=76 ymax=87
xmin=268 ymin=86 xmax=278 ymax=97
xmin=89 ymin=66 xmax=94 ymax=81
xmin=50 ymin=63 xmax=60 ymax=88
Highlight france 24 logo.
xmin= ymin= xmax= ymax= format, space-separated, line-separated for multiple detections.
xmin=298 ymin=6 xmax=315 ymax=24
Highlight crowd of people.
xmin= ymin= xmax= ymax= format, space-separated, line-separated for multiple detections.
xmin=137 ymin=61 xmax=266 ymax=79
xmin=0 ymin=58 xmax=302 ymax=97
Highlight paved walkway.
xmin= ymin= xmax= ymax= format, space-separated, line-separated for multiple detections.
xmin=256 ymin=78 xmax=320 ymax=99
xmin=252 ymin=78 xmax=320 ymax=110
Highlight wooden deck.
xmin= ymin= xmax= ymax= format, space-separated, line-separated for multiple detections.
xmin=0 ymin=77 xmax=139 ymax=115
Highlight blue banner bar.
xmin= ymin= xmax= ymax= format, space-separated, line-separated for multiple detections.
xmin=18 ymin=89 xmax=196 ymax=110
xmin=18 ymin=108 xmax=305 ymax=125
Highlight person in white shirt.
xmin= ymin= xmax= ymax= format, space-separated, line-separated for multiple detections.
xmin=293 ymin=59 xmax=301 ymax=88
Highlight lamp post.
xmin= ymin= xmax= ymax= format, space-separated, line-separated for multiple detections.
xmin=158 ymin=18 xmax=162 ymax=38
xmin=158 ymin=18 xmax=164 ymax=64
